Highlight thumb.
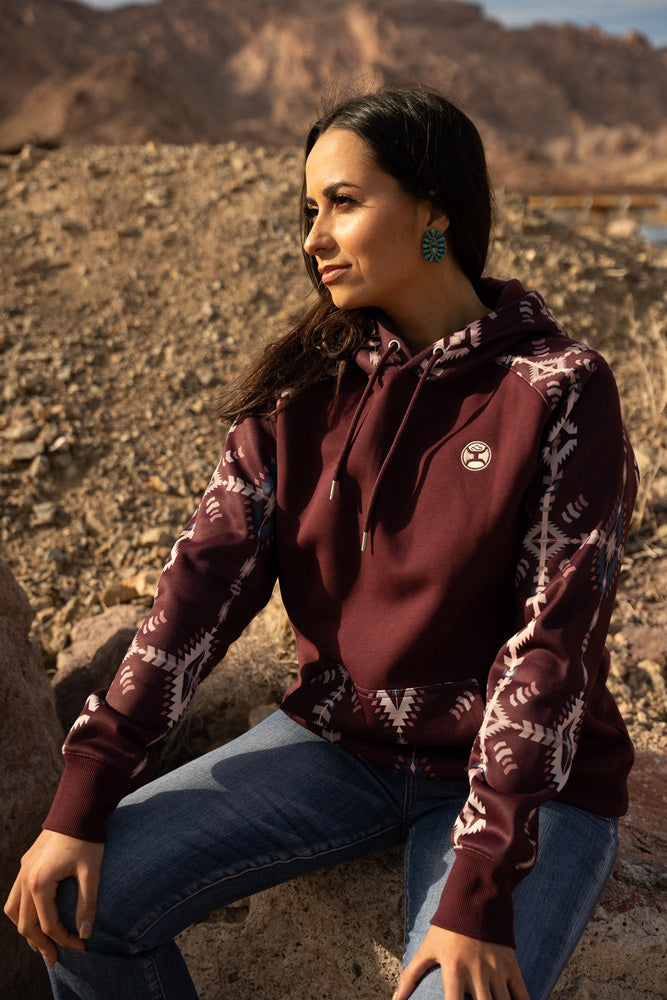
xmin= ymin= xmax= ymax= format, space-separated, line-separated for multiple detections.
xmin=74 ymin=851 xmax=103 ymax=941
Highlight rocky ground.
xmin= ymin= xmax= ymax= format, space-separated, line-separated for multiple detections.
xmin=0 ymin=141 xmax=666 ymax=755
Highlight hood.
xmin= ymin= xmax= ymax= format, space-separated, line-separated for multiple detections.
xmin=355 ymin=278 xmax=567 ymax=382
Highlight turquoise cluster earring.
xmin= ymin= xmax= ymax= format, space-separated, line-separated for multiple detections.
xmin=421 ymin=228 xmax=447 ymax=263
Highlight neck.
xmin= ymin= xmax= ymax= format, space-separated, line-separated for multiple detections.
xmin=389 ymin=266 xmax=489 ymax=354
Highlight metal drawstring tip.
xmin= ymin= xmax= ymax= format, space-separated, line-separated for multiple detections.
xmin=361 ymin=530 xmax=368 ymax=552
xmin=329 ymin=480 xmax=337 ymax=501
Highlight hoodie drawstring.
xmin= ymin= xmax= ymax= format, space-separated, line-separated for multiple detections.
xmin=329 ymin=340 xmax=401 ymax=501
xmin=329 ymin=340 xmax=445 ymax=552
xmin=360 ymin=346 xmax=444 ymax=551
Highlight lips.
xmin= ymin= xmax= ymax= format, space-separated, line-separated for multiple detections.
xmin=319 ymin=264 xmax=350 ymax=284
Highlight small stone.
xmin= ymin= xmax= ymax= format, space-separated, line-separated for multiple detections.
xmin=12 ymin=439 xmax=44 ymax=463
xmin=101 ymin=582 xmax=140 ymax=607
xmin=48 ymin=435 xmax=71 ymax=454
xmin=146 ymin=475 xmax=171 ymax=494
xmin=84 ymin=509 xmax=109 ymax=536
xmin=606 ymin=218 xmax=639 ymax=239
xmin=29 ymin=453 xmax=50 ymax=478
xmin=47 ymin=547 xmax=69 ymax=568
xmin=33 ymin=501 xmax=58 ymax=525
xmin=140 ymin=527 xmax=174 ymax=548
xmin=7 ymin=421 xmax=40 ymax=441
xmin=143 ymin=186 xmax=170 ymax=207
xmin=121 ymin=569 xmax=160 ymax=598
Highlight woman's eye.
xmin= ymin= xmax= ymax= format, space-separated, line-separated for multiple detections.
xmin=303 ymin=195 xmax=354 ymax=221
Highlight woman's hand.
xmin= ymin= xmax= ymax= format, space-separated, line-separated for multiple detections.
xmin=4 ymin=830 xmax=104 ymax=970
xmin=393 ymin=925 xmax=530 ymax=1000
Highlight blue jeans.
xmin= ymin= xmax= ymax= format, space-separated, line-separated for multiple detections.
xmin=49 ymin=711 xmax=618 ymax=1000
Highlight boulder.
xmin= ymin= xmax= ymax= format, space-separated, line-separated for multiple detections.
xmin=552 ymin=749 xmax=667 ymax=999
xmin=177 ymin=750 xmax=667 ymax=1000
xmin=177 ymin=845 xmax=404 ymax=1000
xmin=0 ymin=560 xmax=64 ymax=1000
xmin=52 ymin=603 xmax=147 ymax=730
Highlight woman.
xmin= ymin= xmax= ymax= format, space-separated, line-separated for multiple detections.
xmin=5 ymin=87 xmax=636 ymax=1000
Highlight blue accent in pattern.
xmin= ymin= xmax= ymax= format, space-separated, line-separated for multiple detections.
xmin=595 ymin=494 xmax=624 ymax=594
xmin=249 ymin=472 xmax=276 ymax=544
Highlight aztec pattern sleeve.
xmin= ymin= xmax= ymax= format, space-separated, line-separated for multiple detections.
xmin=44 ymin=414 xmax=278 ymax=842
xmin=430 ymin=352 xmax=638 ymax=947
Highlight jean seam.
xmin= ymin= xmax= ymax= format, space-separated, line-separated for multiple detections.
xmin=147 ymin=956 xmax=168 ymax=1000
xmin=402 ymin=827 xmax=414 ymax=969
xmin=134 ymin=820 xmax=404 ymax=942
xmin=402 ymin=773 xmax=416 ymax=832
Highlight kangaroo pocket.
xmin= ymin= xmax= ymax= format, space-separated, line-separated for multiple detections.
xmin=282 ymin=661 xmax=486 ymax=752
xmin=353 ymin=678 xmax=485 ymax=749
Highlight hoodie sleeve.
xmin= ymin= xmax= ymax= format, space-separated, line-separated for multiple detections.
xmin=430 ymin=357 xmax=637 ymax=947
xmin=44 ymin=414 xmax=278 ymax=842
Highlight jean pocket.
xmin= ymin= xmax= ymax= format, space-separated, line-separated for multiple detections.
xmin=353 ymin=678 xmax=485 ymax=749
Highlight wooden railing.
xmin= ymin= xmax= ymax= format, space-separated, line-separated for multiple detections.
xmin=526 ymin=193 xmax=667 ymax=224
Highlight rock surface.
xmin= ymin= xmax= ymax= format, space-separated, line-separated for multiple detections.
xmin=53 ymin=603 xmax=147 ymax=729
xmin=177 ymin=844 xmax=405 ymax=1000
xmin=551 ymin=749 xmax=667 ymax=1000
xmin=1 ymin=0 xmax=667 ymax=193
xmin=0 ymin=560 xmax=63 ymax=1000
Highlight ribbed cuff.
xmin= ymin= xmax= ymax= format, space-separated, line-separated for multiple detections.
xmin=430 ymin=851 xmax=516 ymax=948
xmin=43 ymin=755 xmax=126 ymax=843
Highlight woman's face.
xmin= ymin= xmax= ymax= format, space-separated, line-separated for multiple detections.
xmin=303 ymin=129 xmax=441 ymax=319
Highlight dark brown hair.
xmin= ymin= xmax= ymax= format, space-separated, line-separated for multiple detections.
xmin=217 ymin=85 xmax=492 ymax=423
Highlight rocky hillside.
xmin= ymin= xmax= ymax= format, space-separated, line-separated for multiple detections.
xmin=1 ymin=0 xmax=667 ymax=192
xmin=0 ymin=141 xmax=665 ymax=754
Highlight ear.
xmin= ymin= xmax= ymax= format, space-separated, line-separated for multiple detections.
xmin=424 ymin=193 xmax=450 ymax=234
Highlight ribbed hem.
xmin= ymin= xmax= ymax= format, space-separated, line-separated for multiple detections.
xmin=430 ymin=851 xmax=515 ymax=948
xmin=43 ymin=755 xmax=126 ymax=843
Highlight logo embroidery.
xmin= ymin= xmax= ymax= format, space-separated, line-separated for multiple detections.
xmin=461 ymin=441 xmax=492 ymax=471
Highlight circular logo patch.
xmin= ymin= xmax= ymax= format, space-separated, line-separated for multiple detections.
xmin=461 ymin=441 xmax=492 ymax=471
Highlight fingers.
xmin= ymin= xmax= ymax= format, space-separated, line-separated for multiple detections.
xmin=16 ymin=885 xmax=59 ymax=969
xmin=5 ymin=871 xmax=73 ymax=970
xmin=508 ymin=967 xmax=531 ymax=1000
xmin=393 ymin=947 xmax=439 ymax=1000
xmin=19 ymin=863 xmax=86 ymax=964
xmin=75 ymin=853 xmax=102 ymax=941
xmin=392 ymin=927 xmax=531 ymax=1000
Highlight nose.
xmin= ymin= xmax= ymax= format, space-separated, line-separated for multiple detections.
xmin=303 ymin=213 xmax=335 ymax=257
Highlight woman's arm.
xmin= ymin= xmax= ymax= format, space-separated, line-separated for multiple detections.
xmin=430 ymin=359 xmax=637 ymax=948
xmin=43 ymin=413 xmax=279 ymax=843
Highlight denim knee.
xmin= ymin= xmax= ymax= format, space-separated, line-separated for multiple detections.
xmin=54 ymin=871 xmax=141 ymax=959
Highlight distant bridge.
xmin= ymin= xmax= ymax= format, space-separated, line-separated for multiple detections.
xmin=527 ymin=193 xmax=667 ymax=225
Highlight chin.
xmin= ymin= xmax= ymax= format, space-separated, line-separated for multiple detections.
xmin=329 ymin=290 xmax=372 ymax=312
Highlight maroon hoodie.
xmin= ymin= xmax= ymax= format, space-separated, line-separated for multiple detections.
xmin=45 ymin=277 xmax=637 ymax=947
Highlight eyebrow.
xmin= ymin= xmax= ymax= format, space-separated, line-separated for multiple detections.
xmin=305 ymin=181 xmax=362 ymax=204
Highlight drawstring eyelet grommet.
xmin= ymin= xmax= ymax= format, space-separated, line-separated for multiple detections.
xmin=421 ymin=228 xmax=447 ymax=263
